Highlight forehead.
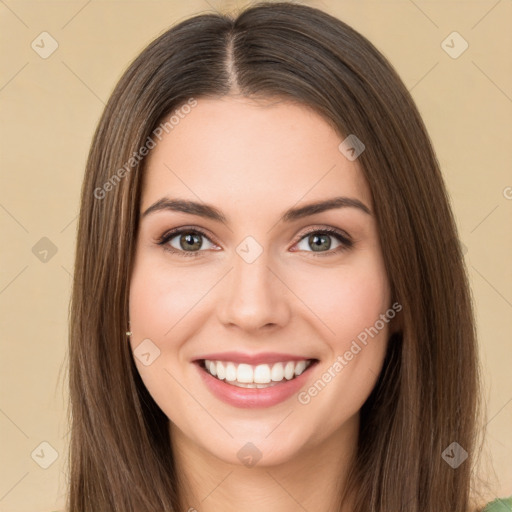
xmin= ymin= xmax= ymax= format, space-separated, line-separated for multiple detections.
xmin=141 ymin=96 xmax=372 ymax=217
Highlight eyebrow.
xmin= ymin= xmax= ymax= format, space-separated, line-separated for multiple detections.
xmin=141 ymin=196 xmax=372 ymax=223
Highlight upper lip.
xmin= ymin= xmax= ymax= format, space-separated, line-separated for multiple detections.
xmin=193 ymin=351 xmax=317 ymax=365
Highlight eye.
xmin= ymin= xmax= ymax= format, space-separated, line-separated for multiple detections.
xmin=156 ymin=226 xmax=353 ymax=258
xmin=157 ymin=227 xmax=217 ymax=257
xmin=293 ymin=227 xmax=353 ymax=256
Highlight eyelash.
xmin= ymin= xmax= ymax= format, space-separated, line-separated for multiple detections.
xmin=156 ymin=226 xmax=353 ymax=258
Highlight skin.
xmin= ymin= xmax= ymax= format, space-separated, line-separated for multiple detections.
xmin=128 ymin=96 xmax=399 ymax=512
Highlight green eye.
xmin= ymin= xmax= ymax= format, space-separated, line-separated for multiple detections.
xmin=294 ymin=228 xmax=353 ymax=256
xmin=157 ymin=226 xmax=353 ymax=258
xmin=157 ymin=228 xmax=217 ymax=257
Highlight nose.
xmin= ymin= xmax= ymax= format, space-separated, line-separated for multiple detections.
xmin=216 ymin=249 xmax=291 ymax=333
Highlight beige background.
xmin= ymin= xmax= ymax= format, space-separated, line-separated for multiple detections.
xmin=0 ymin=0 xmax=511 ymax=510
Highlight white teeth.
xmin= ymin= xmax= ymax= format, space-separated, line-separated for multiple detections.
xmin=216 ymin=361 xmax=225 ymax=380
xmin=284 ymin=361 xmax=295 ymax=380
xmin=294 ymin=360 xmax=306 ymax=376
xmin=225 ymin=362 xmax=237 ymax=382
xmin=237 ymin=363 xmax=253 ymax=383
xmin=253 ymin=364 xmax=271 ymax=384
xmin=203 ymin=359 xmax=313 ymax=386
xmin=271 ymin=362 xmax=284 ymax=382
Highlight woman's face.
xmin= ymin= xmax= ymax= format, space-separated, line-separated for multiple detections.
xmin=129 ymin=96 xmax=396 ymax=467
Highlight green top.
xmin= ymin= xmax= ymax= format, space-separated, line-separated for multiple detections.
xmin=482 ymin=497 xmax=512 ymax=511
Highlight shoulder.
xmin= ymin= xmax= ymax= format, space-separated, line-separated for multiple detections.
xmin=481 ymin=497 xmax=512 ymax=511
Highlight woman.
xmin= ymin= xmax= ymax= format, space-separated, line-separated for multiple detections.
xmin=66 ymin=2 xmax=509 ymax=511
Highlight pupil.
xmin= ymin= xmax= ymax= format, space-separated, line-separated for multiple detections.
xmin=310 ymin=234 xmax=330 ymax=251
xmin=181 ymin=233 xmax=201 ymax=251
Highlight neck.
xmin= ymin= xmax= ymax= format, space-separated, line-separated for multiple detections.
xmin=170 ymin=414 xmax=359 ymax=512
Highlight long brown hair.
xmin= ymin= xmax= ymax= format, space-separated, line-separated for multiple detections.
xmin=67 ymin=2 xmax=482 ymax=510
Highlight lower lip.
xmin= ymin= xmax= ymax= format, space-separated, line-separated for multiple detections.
xmin=195 ymin=360 xmax=318 ymax=408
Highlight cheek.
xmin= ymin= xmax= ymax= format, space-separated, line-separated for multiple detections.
xmin=127 ymin=256 xmax=199 ymax=418
xmin=293 ymin=252 xmax=391 ymax=346
xmin=128 ymin=254 xmax=210 ymax=338
xmin=291 ymin=254 xmax=391 ymax=426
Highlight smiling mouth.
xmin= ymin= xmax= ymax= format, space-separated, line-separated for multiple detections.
xmin=198 ymin=358 xmax=319 ymax=389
